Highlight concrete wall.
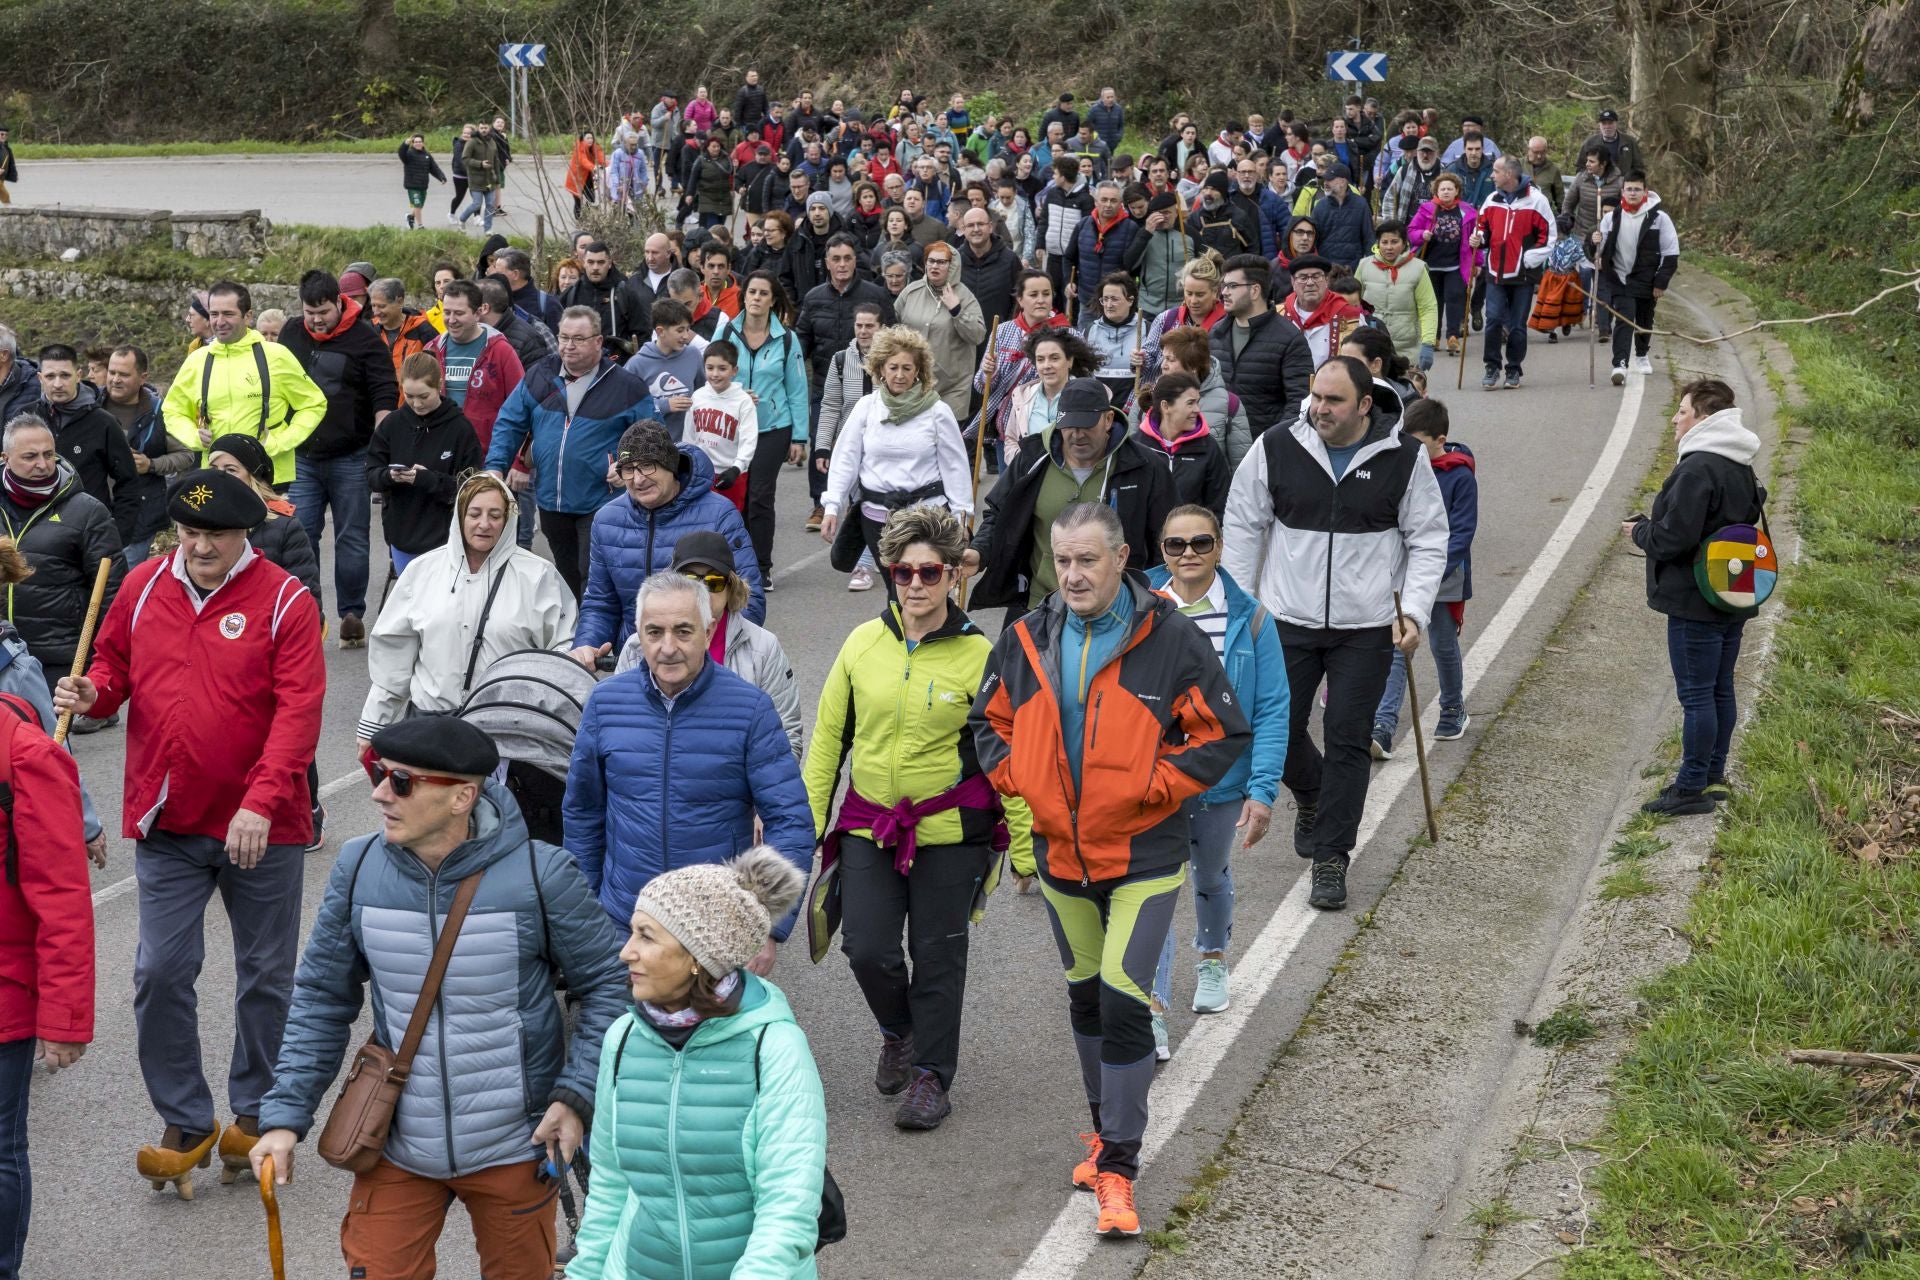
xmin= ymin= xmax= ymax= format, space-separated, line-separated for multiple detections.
xmin=0 ymin=205 xmax=270 ymax=261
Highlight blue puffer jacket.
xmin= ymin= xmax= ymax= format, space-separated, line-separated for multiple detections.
xmin=484 ymin=355 xmax=657 ymax=515
xmin=258 ymin=782 xmax=628 ymax=1180
xmin=708 ymin=314 xmax=812 ymax=442
xmin=576 ymin=444 xmax=765 ymax=652
xmin=564 ymin=660 xmax=815 ymax=938
xmin=568 ymin=979 xmax=826 ymax=1280
xmin=1145 ymin=566 xmax=1288 ymax=806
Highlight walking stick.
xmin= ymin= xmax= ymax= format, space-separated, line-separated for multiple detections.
xmin=960 ymin=315 xmax=1001 ymax=610
xmin=1393 ymin=592 xmax=1440 ymax=843
xmin=258 ymin=1156 xmax=286 ymax=1280
xmin=53 ymin=557 xmax=114 ymax=745
xmin=1129 ymin=310 xmax=1146 ymax=407
xmin=1588 ymin=185 xmax=1601 ymax=389
xmin=1455 ymin=262 xmax=1476 ymax=391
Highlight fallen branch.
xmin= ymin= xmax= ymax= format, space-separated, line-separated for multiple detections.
xmin=1591 ymin=267 xmax=1920 ymax=347
xmin=1785 ymin=1048 xmax=1920 ymax=1071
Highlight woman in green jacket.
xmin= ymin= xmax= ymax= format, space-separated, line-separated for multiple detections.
xmin=568 ymin=847 xmax=826 ymax=1280
xmin=803 ymin=505 xmax=1033 ymax=1131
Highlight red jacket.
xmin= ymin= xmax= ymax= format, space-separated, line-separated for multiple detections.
xmin=83 ymin=551 xmax=325 ymax=845
xmin=0 ymin=694 xmax=95 ymax=1044
xmin=429 ymin=327 xmax=524 ymax=451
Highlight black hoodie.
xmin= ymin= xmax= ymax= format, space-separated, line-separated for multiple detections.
xmin=365 ymin=396 xmax=485 ymax=553
xmin=31 ymin=382 xmax=141 ymax=540
xmin=282 ymin=296 xmax=401 ymax=460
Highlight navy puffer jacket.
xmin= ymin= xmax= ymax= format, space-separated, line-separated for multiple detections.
xmin=576 ymin=444 xmax=764 ymax=651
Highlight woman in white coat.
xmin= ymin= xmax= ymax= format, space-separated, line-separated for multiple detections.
xmin=356 ymin=473 xmax=577 ymax=744
xmin=819 ymin=325 xmax=974 ymax=584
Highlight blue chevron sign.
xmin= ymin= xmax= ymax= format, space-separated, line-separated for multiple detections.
xmin=499 ymin=43 xmax=547 ymax=68
xmin=1326 ymin=51 xmax=1388 ymax=82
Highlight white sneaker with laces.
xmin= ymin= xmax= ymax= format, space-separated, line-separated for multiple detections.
xmin=1611 ymin=364 xmax=1627 ymax=387
xmin=847 ymin=565 xmax=875 ymax=592
xmin=1635 ymin=354 xmax=1654 ymax=376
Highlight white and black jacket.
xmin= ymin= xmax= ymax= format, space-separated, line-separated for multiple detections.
xmin=1222 ymin=385 xmax=1449 ymax=634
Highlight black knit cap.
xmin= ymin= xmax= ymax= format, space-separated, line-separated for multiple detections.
xmin=370 ymin=714 xmax=500 ymax=779
xmin=615 ymin=419 xmax=680 ymax=472
xmin=207 ymin=433 xmax=273 ymax=484
xmin=167 ymin=468 xmax=267 ymax=532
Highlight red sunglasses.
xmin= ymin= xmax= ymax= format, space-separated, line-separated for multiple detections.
xmin=360 ymin=745 xmax=469 ymax=798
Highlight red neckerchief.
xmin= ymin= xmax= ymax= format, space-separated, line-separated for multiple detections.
xmin=1014 ymin=311 xmax=1070 ymax=334
xmin=1287 ymin=144 xmax=1310 ymax=166
xmin=1285 ymin=292 xmax=1349 ymax=331
xmin=1370 ymin=252 xmax=1406 ymax=283
xmin=308 ymin=295 xmax=364 ymax=343
xmin=1091 ymin=207 xmax=1129 ymax=251
xmin=1619 ymin=194 xmax=1646 ymax=214
xmin=1175 ymin=301 xmax=1226 ymax=331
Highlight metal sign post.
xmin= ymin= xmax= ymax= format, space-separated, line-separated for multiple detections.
xmin=1325 ymin=50 xmax=1389 ymax=83
xmin=499 ymin=43 xmax=548 ymax=139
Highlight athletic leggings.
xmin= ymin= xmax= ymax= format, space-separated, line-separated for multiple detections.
xmin=1038 ymin=865 xmax=1185 ymax=1180
xmin=449 ymin=177 xmax=469 ymax=217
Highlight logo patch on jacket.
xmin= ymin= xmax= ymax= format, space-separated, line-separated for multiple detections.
xmin=220 ymin=612 xmax=247 ymax=640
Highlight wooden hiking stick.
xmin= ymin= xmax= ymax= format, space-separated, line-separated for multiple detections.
xmin=1588 ymin=185 xmax=1602 ymax=389
xmin=1129 ymin=310 xmax=1146 ymax=407
xmin=258 ymin=1155 xmax=286 ymax=1280
xmin=1393 ymin=591 xmax=1440 ymax=843
xmin=960 ymin=315 xmax=1001 ymax=610
xmin=1455 ymin=261 xmax=1476 ymax=391
xmin=53 ymin=558 xmax=114 ymax=745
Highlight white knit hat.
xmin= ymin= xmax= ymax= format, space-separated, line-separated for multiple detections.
xmin=632 ymin=846 xmax=806 ymax=976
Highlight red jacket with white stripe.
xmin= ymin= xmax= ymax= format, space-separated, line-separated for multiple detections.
xmin=83 ymin=549 xmax=325 ymax=845
xmin=1476 ymin=181 xmax=1557 ymax=283
xmin=0 ymin=695 xmax=95 ymax=1044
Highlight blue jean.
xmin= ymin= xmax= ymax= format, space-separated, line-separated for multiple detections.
xmin=1374 ymin=604 xmax=1464 ymax=735
xmin=516 ymin=489 xmax=537 ymax=549
xmin=1668 ymin=615 xmax=1745 ymax=790
xmin=291 ymin=449 xmax=371 ymax=618
xmin=1151 ymin=798 xmax=1241 ymax=1008
xmin=459 ymin=186 xmax=497 ymax=231
xmin=1483 ymin=279 xmax=1535 ymax=376
xmin=122 ymin=532 xmax=156 ymax=569
xmin=390 ymin=547 xmax=419 ymax=575
xmin=0 ymin=1037 xmax=34 ymax=1279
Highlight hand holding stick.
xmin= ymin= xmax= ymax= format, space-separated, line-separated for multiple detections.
xmin=53 ymin=558 xmax=114 ymax=745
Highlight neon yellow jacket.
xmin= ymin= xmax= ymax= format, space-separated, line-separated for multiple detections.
xmin=804 ymin=603 xmax=1034 ymax=878
xmin=162 ymin=330 xmax=327 ymax=485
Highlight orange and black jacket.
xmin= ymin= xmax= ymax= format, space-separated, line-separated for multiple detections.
xmin=969 ymin=574 xmax=1252 ymax=885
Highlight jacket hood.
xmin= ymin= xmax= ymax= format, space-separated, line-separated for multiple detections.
xmin=36 ymin=381 xmax=104 ymax=421
xmin=441 ymin=476 xmax=522 ymax=574
xmin=663 ymin=442 xmax=718 ymax=505
xmin=1676 ymin=407 xmax=1760 ymax=465
xmin=1145 ymin=563 xmax=1258 ymax=616
xmin=1043 ymin=413 xmax=1127 ymax=466
xmin=1617 ymin=190 xmax=1663 ymax=213
xmin=307 ymin=296 xmax=366 ymax=344
xmin=1431 ymin=441 xmax=1477 ymax=472
xmin=379 ymin=779 xmax=531 ymax=882
xmin=408 ymin=397 xmax=470 ymax=434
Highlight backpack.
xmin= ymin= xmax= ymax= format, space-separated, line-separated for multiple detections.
xmin=0 ymin=692 xmax=44 ymax=886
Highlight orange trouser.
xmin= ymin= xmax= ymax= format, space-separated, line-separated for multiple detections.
xmin=340 ymin=1157 xmax=556 ymax=1279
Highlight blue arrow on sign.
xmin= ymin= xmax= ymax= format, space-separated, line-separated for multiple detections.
xmin=498 ymin=43 xmax=548 ymax=68
xmin=1325 ymin=50 xmax=1388 ymax=82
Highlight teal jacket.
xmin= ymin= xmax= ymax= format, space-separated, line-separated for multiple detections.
xmin=569 ymin=977 xmax=827 ymax=1279
xmin=709 ymin=313 xmax=813 ymax=442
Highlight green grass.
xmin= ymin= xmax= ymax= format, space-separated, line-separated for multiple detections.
xmin=1534 ymin=1001 xmax=1600 ymax=1049
xmin=1466 ymin=1196 xmax=1530 ymax=1261
xmin=13 ymin=131 xmax=576 ymax=160
xmin=1564 ymin=128 xmax=1920 ymax=1278
xmin=70 ymin=224 xmax=534 ymax=297
xmin=1599 ymin=864 xmax=1659 ymax=901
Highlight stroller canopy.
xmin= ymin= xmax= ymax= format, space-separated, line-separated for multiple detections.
xmin=459 ymin=649 xmax=598 ymax=781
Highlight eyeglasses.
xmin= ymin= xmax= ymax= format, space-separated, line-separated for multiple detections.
xmin=1161 ymin=534 xmax=1219 ymax=557
xmin=682 ymin=570 xmax=729 ymax=592
xmin=1219 ymin=280 xmax=1253 ymax=293
xmin=888 ymin=563 xmax=951 ymax=587
xmin=361 ymin=747 xmax=469 ymax=798
xmin=615 ymin=460 xmax=667 ymax=479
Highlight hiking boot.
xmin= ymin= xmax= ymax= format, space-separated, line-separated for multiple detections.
xmin=1094 ymin=1172 xmax=1141 ymax=1238
xmin=875 ymin=1033 xmax=915 ymax=1096
xmin=1611 ymin=363 xmax=1627 ymax=387
xmin=1370 ymin=729 xmax=1393 ymax=761
xmin=1433 ymin=712 xmax=1471 ymax=741
xmin=1292 ymin=801 xmax=1318 ymax=857
xmin=894 ymin=1069 xmax=951 ymax=1131
xmin=71 ymin=710 xmax=119 ymax=735
xmin=847 ymin=564 xmax=875 ymax=592
xmin=1151 ymin=1008 xmax=1170 ymax=1062
xmin=1309 ymin=858 xmax=1348 ymax=911
xmin=1193 ymin=958 xmax=1230 ymax=1014
xmin=805 ymin=504 xmax=824 ymax=532
xmin=339 ymin=613 xmax=366 ymax=648
xmin=1504 ymin=371 xmax=1523 ymax=390
xmin=306 ymin=805 xmax=327 ymax=854
xmin=1470 ymin=309 xmax=1485 ymax=332
xmin=1481 ymin=369 xmax=1499 ymax=390
xmin=1642 ymin=784 xmax=1715 ymax=817
xmin=1636 ymin=354 xmax=1654 ymax=376
xmin=1072 ymin=1132 xmax=1103 ymax=1191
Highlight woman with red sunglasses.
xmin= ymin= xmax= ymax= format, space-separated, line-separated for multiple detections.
xmin=800 ymin=505 xmax=1032 ymax=1133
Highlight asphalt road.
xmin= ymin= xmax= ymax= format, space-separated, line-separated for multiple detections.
xmin=23 ymin=325 xmax=1673 ymax=1280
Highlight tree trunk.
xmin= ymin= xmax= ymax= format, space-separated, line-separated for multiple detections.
xmin=1623 ymin=0 xmax=1722 ymax=203
xmin=357 ymin=0 xmax=402 ymax=70
xmin=1835 ymin=0 xmax=1920 ymax=128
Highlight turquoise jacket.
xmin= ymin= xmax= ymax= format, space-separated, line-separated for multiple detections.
xmin=569 ymin=976 xmax=827 ymax=1279
xmin=709 ymin=313 xmax=813 ymax=442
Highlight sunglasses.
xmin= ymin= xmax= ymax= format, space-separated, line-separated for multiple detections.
xmin=1161 ymin=535 xmax=1219 ymax=557
xmin=682 ymin=570 xmax=729 ymax=592
xmin=361 ymin=746 xmax=469 ymax=798
xmin=888 ymin=563 xmax=951 ymax=587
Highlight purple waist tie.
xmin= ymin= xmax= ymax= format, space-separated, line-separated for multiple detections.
xmin=823 ymin=774 xmax=1009 ymax=876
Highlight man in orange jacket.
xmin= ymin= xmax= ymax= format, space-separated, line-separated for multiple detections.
xmin=971 ymin=500 xmax=1249 ymax=1241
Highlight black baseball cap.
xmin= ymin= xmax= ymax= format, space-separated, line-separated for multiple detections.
xmin=1057 ymin=377 xmax=1114 ymax=429
xmin=1599 ymin=109 xmax=1619 ymax=122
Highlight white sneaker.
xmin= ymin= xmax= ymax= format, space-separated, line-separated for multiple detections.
xmin=1635 ymin=354 xmax=1654 ymax=376
xmin=1611 ymin=364 xmax=1627 ymax=387
xmin=1150 ymin=1010 xmax=1171 ymax=1062
xmin=847 ymin=565 xmax=875 ymax=592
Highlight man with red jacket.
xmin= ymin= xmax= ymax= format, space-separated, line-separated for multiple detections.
xmin=428 ymin=279 xmax=524 ymax=452
xmin=1471 ymin=156 xmax=1557 ymax=390
xmin=55 ymin=467 xmax=324 ymax=1198
xmin=0 ymin=691 xmax=93 ymax=1273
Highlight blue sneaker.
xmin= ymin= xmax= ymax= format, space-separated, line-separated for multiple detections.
xmin=1151 ymin=1009 xmax=1170 ymax=1062
xmin=1370 ymin=729 xmax=1394 ymax=760
xmin=1193 ymin=959 xmax=1230 ymax=1014
xmin=1434 ymin=712 xmax=1471 ymax=741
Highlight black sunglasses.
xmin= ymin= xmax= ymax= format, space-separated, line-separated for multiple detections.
xmin=361 ymin=746 xmax=468 ymax=798
xmin=1162 ymin=534 xmax=1219 ymax=557
xmin=888 ymin=563 xmax=951 ymax=587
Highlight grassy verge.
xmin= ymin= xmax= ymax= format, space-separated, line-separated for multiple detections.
xmin=1565 ymin=141 xmax=1920 ymax=1277
xmin=14 ymin=132 xmax=575 ymax=160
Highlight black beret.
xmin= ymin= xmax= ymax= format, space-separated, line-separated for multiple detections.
xmin=207 ymin=433 xmax=272 ymax=484
xmin=168 ymin=467 xmax=268 ymax=532
xmin=370 ymin=714 xmax=500 ymax=779
xmin=1147 ymin=192 xmax=1179 ymax=214
xmin=1287 ymin=254 xmax=1335 ymax=275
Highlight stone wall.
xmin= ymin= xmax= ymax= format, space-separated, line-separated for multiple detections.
xmin=0 ymin=205 xmax=270 ymax=261
xmin=0 ymin=269 xmax=297 ymax=314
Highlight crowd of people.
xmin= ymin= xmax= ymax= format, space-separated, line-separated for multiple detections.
xmin=0 ymin=73 xmax=1758 ymax=1280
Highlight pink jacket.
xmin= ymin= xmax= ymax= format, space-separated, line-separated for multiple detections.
xmin=684 ymin=98 xmax=717 ymax=134
xmin=1407 ymin=200 xmax=1483 ymax=285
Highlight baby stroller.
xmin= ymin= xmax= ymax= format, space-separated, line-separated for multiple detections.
xmin=459 ymin=649 xmax=598 ymax=845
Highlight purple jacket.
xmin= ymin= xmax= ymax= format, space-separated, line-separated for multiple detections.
xmin=1407 ymin=200 xmax=1482 ymax=286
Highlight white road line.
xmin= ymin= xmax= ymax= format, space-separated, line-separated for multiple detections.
xmin=1013 ymin=373 xmax=1649 ymax=1277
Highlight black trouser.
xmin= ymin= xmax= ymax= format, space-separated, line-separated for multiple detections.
xmin=1436 ymin=270 xmax=1468 ymax=341
xmin=1611 ymin=293 xmax=1657 ymax=364
xmin=807 ymin=380 xmax=828 ymax=505
xmin=838 ymin=834 xmax=994 ymax=1090
xmin=1278 ymin=623 xmax=1395 ymax=864
xmin=1469 ymin=271 xmax=1486 ymax=327
xmin=744 ymin=426 xmax=793 ymax=579
xmin=449 ymin=177 xmax=468 ymax=216
xmin=539 ymin=509 xmax=598 ymax=600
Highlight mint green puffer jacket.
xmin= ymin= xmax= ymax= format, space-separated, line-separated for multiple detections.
xmin=567 ymin=977 xmax=827 ymax=1280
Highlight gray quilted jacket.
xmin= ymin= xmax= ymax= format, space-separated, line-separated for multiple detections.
xmin=258 ymin=781 xmax=628 ymax=1180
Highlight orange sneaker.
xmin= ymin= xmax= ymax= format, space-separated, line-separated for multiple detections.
xmin=1071 ymin=1131 xmax=1103 ymax=1191
xmin=1094 ymin=1171 xmax=1140 ymax=1237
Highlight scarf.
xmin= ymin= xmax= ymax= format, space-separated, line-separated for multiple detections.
xmin=639 ymin=969 xmax=743 ymax=1029
xmin=1 ymin=469 xmax=58 ymax=510
xmin=1371 ymin=253 xmax=1404 ymax=283
xmin=880 ymin=381 xmax=940 ymax=425
xmin=1434 ymin=194 xmax=1458 ymax=211
xmin=1619 ymin=193 xmax=1646 ymax=214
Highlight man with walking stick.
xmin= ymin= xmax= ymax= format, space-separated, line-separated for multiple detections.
xmin=1223 ymin=356 xmax=1448 ymax=910
xmin=54 ymin=467 xmax=325 ymax=1197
